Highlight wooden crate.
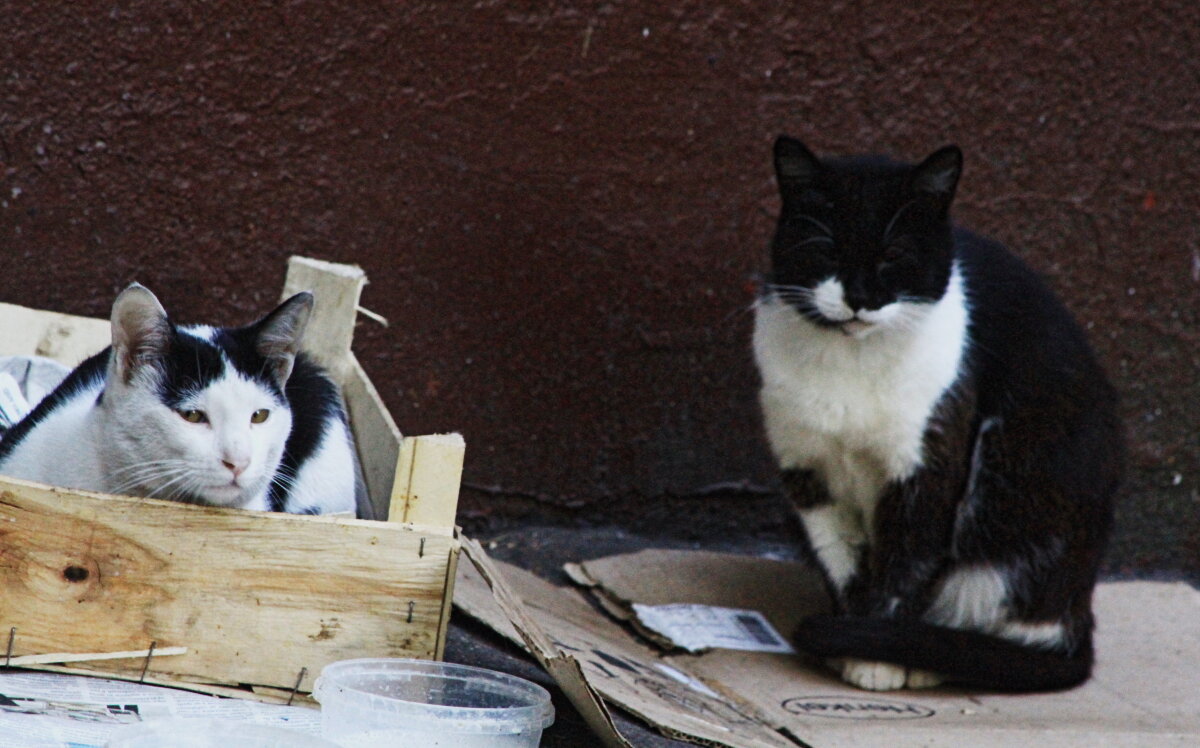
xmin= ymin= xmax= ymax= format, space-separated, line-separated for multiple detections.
xmin=0 ymin=257 xmax=463 ymax=700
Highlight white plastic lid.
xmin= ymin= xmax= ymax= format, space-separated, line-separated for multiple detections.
xmin=312 ymin=658 xmax=555 ymax=735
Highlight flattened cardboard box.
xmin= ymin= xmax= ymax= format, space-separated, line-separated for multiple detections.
xmin=456 ymin=540 xmax=1200 ymax=747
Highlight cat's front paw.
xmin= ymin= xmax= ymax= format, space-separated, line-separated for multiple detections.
xmin=838 ymin=659 xmax=944 ymax=690
xmin=840 ymin=659 xmax=908 ymax=691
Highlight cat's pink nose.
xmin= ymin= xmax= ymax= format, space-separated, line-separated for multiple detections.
xmin=222 ymin=458 xmax=248 ymax=478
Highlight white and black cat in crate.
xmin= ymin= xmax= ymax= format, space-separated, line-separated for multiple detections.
xmin=755 ymin=137 xmax=1123 ymax=691
xmin=0 ymin=285 xmax=359 ymax=516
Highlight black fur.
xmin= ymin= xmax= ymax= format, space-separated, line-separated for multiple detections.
xmin=766 ymin=137 xmax=1123 ymax=691
xmin=795 ymin=615 xmax=1092 ymax=692
xmin=156 ymin=329 xmax=238 ymax=407
xmin=264 ymin=353 xmax=347 ymax=513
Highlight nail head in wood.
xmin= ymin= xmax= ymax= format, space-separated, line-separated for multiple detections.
xmin=287 ymin=667 xmax=308 ymax=706
xmin=138 ymin=641 xmax=157 ymax=682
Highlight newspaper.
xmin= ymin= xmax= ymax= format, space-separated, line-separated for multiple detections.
xmin=0 ymin=671 xmax=320 ymax=747
xmin=0 ymin=355 xmax=71 ymax=430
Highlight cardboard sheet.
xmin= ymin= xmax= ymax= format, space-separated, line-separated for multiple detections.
xmin=456 ymin=543 xmax=1200 ymax=747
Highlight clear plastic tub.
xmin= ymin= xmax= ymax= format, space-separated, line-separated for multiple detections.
xmin=105 ymin=718 xmax=338 ymax=747
xmin=312 ymin=658 xmax=555 ymax=747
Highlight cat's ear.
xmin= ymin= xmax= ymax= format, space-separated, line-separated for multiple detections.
xmin=773 ymin=136 xmax=823 ymax=196
xmin=911 ymin=145 xmax=963 ymax=208
xmin=254 ymin=292 xmax=313 ymax=387
xmin=110 ymin=283 xmax=171 ymax=384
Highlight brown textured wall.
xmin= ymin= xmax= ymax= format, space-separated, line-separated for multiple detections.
xmin=1 ymin=2 xmax=1196 ymax=575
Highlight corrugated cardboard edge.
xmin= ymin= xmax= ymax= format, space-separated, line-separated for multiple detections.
xmin=460 ymin=537 xmax=634 ymax=748
xmin=565 ymin=561 xmax=681 ymax=651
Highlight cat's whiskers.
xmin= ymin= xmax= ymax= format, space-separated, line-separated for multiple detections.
xmin=107 ymin=459 xmax=196 ymax=496
xmin=762 ymin=287 xmax=819 ymax=314
xmin=270 ymin=465 xmax=302 ymax=495
xmin=152 ymin=472 xmax=199 ymax=503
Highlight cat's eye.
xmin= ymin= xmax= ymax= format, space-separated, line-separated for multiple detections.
xmin=251 ymin=409 xmax=270 ymax=424
xmin=179 ymin=409 xmax=207 ymax=424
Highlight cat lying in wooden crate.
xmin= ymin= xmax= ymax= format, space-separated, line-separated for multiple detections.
xmin=0 ymin=257 xmax=463 ymax=702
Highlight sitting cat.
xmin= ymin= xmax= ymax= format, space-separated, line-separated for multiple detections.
xmin=0 ymin=284 xmax=358 ymax=515
xmin=754 ymin=137 xmax=1123 ymax=691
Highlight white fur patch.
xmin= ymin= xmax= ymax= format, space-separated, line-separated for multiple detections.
xmin=925 ymin=565 xmax=1067 ymax=649
xmin=905 ymin=669 xmax=944 ymax=689
xmin=925 ymin=566 xmax=1009 ymax=631
xmin=812 ymin=277 xmax=854 ymax=322
xmin=279 ymin=417 xmax=357 ymax=514
xmin=183 ymin=324 xmax=219 ymax=342
xmin=754 ymin=265 xmax=969 ymax=517
xmin=1000 ymin=620 xmax=1067 ymax=649
xmin=799 ymin=504 xmax=865 ymax=593
xmin=840 ymin=659 xmax=909 ymax=691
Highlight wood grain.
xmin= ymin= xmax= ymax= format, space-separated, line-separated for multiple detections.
xmin=0 ymin=302 xmax=108 ymax=366
xmin=0 ymin=476 xmax=457 ymax=689
xmin=281 ymin=255 xmax=366 ymax=384
xmin=343 ymin=355 xmax=404 ymax=522
xmin=392 ymin=433 xmax=465 ymax=529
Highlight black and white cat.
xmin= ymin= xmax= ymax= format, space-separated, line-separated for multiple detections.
xmin=0 ymin=284 xmax=358 ymax=515
xmin=755 ymin=137 xmax=1123 ymax=691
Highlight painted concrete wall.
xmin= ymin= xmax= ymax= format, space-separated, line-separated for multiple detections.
xmin=1 ymin=2 xmax=1196 ymax=575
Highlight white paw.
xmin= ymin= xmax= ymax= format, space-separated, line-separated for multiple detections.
xmin=840 ymin=659 xmax=909 ymax=691
xmin=905 ymin=668 xmax=944 ymax=689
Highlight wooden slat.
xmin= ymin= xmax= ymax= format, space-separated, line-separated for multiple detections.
xmin=281 ymin=256 xmax=366 ymax=383
xmin=6 ymin=646 xmax=187 ymax=667
xmin=433 ymin=538 xmax=461 ymax=661
xmin=0 ymin=476 xmax=458 ymax=690
xmin=0 ymin=302 xmax=109 ymax=366
xmin=29 ymin=664 xmax=317 ymax=706
xmin=343 ymin=355 xmax=403 ymax=521
xmin=390 ymin=433 xmax=465 ymax=529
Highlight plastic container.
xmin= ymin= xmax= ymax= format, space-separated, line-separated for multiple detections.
xmin=105 ymin=718 xmax=338 ymax=747
xmin=312 ymin=658 xmax=555 ymax=747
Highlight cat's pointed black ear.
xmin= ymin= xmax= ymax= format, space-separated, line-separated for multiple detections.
xmin=774 ymin=136 xmax=823 ymax=195
xmin=911 ymin=145 xmax=963 ymax=207
xmin=110 ymin=283 xmax=171 ymax=384
xmin=254 ymin=292 xmax=313 ymax=387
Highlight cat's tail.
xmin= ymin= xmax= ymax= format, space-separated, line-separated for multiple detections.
xmin=794 ymin=614 xmax=1092 ymax=692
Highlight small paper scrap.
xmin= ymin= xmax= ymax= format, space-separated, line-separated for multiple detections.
xmin=0 ymin=372 xmax=31 ymax=427
xmin=631 ymin=604 xmax=795 ymax=654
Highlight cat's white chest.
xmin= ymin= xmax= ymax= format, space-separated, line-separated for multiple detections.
xmin=754 ymin=270 xmax=969 ymax=508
